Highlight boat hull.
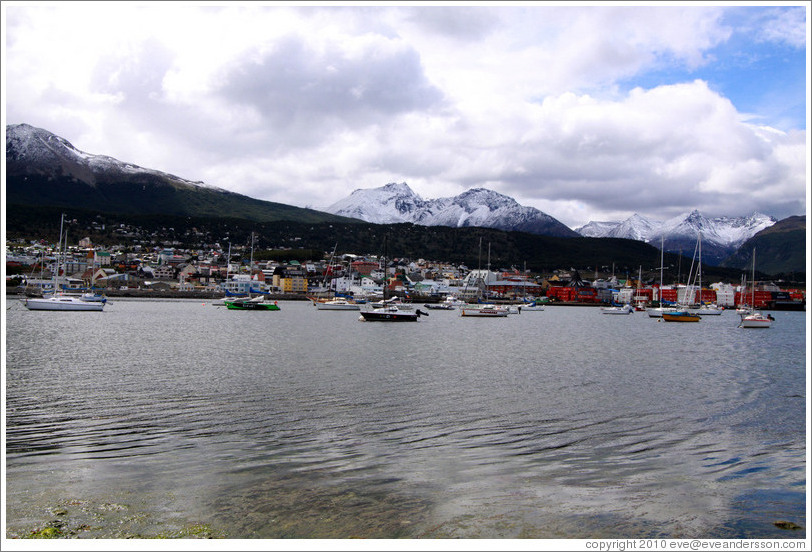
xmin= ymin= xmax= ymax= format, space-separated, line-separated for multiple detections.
xmin=360 ymin=311 xmax=419 ymax=321
xmin=317 ymin=303 xmax=361 ymax=310
xmin=24 ymin=297 xmax=105 ymax=311
xmin=602 ymin=305 xmax=633 ymax=314
xmin=687 ymin=307 xmax=723 ymax=316
xmin=740 ymin=312 xmax=773 ymax=328
xmin=460 ymin=306 xmax=509 ymax=317
xmin=662 ymin=311 xmax=701 ymax=322
xmin=224 ymin=300 xmax=280 ymax=310
xmin=359 ymin=307 xmax=427 ymax=321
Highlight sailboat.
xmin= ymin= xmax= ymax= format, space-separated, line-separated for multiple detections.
xmin=661 ymin=233 xmax=701 ymax=322
xmin=739 ymin=249 xmax=773 ymax=328
xmin=24 ymin=214 xmax=105 ymax=311
xmin=459 ymin=240 xmax=510 ymax=317
xmin=647 ymin=235 xmax=677 ymax=318
xmin=359 ymin=237 xmax=428 ymax=321
xmin=687 ymin=232 xmax=723 ymax=315
xmin=309 ymin=244 xmax=360 ymax=310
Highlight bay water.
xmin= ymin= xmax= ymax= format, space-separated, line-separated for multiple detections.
xmin=4 ymin=298 xmax=807 ymax=539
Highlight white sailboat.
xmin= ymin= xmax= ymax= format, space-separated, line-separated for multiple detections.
xmin=24 ymin=214 xmax=105 ymax=312
xmin=739 ymin=249 xmax=773 ymax=328
xmin=687 ymin=232 xmax=723 ymax=315
xmin=647 ymin=236 xmax=676 ymax=318
xmin=311 ymin=244 xmax=360 ymax=310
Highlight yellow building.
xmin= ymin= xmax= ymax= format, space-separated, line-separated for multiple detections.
xmin=273 ymin=268 xmax=308 ymax=293
xmin=280 ymin=276 xmax=308 ymax=293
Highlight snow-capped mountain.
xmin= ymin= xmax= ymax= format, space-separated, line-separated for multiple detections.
xmin=5 ymin=123 xmax=349 ymax=224
xmin=576 ymin=210 xmax=776 ymax=265
xmin=576 ymin=220 xmax=622 ymax=238
xmin=325 ymin=182 xmax=428 ymax=224
xmin=6 ymin=123 xmax=217 ymax=190
xmin=326 ymin=183 xmax=579 ymax=238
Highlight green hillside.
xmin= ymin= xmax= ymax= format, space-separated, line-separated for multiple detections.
xmin=720 ymin=215 xmax=807 ymax=277
xmin=5 ymin=171 xmax=357 ymax=225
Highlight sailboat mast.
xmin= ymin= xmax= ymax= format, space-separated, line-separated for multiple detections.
xmin=56 ymin=213 xmax=65 ymax=294
xmin=751 ymin=248 xmax=756 ymax=310
xmin=698 ymin=232 xmax=702 ymax=305
xmin=659 ymin=235 xmax=664 ymax=302
xmin=383 ymin=234 xmax=388 ymax=301
xmin=249 ymin=232 xmax=255 ymax=275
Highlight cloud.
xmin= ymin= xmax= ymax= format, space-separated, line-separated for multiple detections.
xmin=753 ymin=7 xmax=807 ymax=48
xmin=3 ymin=4 xmax=806 ymax=229
xmin=215 ymin=33 xmax=445 ymax=149
xmin=438 ymin=81 xmax=806 ymax=223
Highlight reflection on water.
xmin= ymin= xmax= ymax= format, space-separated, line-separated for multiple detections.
xmin=5 ymin=299 xmax=807 ymax=539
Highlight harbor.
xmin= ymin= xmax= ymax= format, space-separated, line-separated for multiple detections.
xmin=5 ymin=298 xmax=807 ymax=540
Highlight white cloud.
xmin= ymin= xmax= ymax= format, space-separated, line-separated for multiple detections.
xmin=3 ymin=3 xmax=807 ymax=229
xmin=755 ymin=7 xmax=807 ymax=48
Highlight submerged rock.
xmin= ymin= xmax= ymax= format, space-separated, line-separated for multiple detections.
xmin=773 ymin=520 xmax=803 ymax=531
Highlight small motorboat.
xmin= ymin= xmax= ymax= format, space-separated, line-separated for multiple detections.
xmin=661 ymin=310 xmax=701 ymax=322
xmin=224 ymin=296 xmax=281 ymax=310
xmin=359 ymin=306 xmax=428 ymax=322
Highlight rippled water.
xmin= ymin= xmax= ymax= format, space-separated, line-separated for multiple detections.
xmin=4 ymin=298 xmax=807 ymax=539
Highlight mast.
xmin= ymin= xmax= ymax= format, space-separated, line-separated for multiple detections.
xmin=325 ymin=242 xmax=338 ymax=297
xmin=224 ymin=242 xmax=232 ymax=294
xmin=698 ymin=232 xmax=702 ymax=305
xmin=751 ymin=248 xmax=756 ymax=312
xmin=382 ymin=234 xmax=388 ymax=301
xmin=249 ymin=232 xmax=255 ymax=275
xmin=57 ymin=213 xmax=66 ymax=294
xmin=659 ymin=235 xmax=664 ymax=303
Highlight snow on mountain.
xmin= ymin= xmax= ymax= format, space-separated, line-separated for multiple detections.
xmin=575 ymin=221 xmax=619 ymax=238
xmin=605 ymin=213 xmax=659 ymax=241
xmin=576 ymin=209 xmax=777 ymax=265
xmin=6 ymin=123 xmax=218 ymax=190
xmin=326 ymin=183 xmax=578 ymax=237
xmin=324 ymin=182 xmax=428 ymax=224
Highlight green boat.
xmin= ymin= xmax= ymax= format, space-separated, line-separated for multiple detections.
xmin=224 ymin=297 xmax=280 ymax=311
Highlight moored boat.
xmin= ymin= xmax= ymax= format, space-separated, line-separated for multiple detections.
xmin=738 ymin=248 xmax=773 ymax=329
xmin=739 ymin=311 xmax=774 ymax=328
xmin=601 ymin=304 xmax=634 ymax=314
xmin=662 ymin=310 xmax=701 ymax=322
xmin=23 ymin=214 xmax=106 ymax=312
xmin=687 ymin=303 xmax=724 ymax=316
xmin=460 ymin=304 xmax=509 ymax=317
xmin=24 ymin=295 xmax=105 ymax=311
xmin=423 ymin=302 xmax=454 ymax=310
xmin=359 ymin=305 xmax=428 ymax=322
xmin=224 ymin=296 xmax=281 ymax=310
xmin=312 ymin=298 xmax=361 ymax=310
xmin=646 ymin=305 xmax=679 ymax=318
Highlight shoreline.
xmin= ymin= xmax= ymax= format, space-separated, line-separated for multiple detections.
xmin=5 ymin=290 xmax=803 ymax=310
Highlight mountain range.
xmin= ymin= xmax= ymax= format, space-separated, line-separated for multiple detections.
xmin=326 ymin=182 xmax=579 ymax=238
xmin=325 ymin=182 xmax=782 ymax=266
xmin=5 ymin=124 xmax=805 ymax=275
xmin=576 ymin=211 xmax=777 ymax=265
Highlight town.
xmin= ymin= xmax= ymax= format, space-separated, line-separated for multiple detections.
xmin=5 ymin=226 xmax=805 ymax=311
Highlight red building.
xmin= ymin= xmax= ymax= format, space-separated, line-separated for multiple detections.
xmin=351 ymin=260 xmax=379 ymax=276
xmin=546 ymin=286 xmax=600 ymax=303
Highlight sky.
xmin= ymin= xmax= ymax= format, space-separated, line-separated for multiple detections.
xmin=2 ymin=1 xmax=809 ymax=229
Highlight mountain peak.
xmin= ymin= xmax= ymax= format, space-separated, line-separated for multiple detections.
xmin=327 ymin=183 xmax=578 ymax=237
xmin=576 ymin=210 xmax=777 ymax=265
xmin=381 ymin=182 xmax=414 ymax=194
